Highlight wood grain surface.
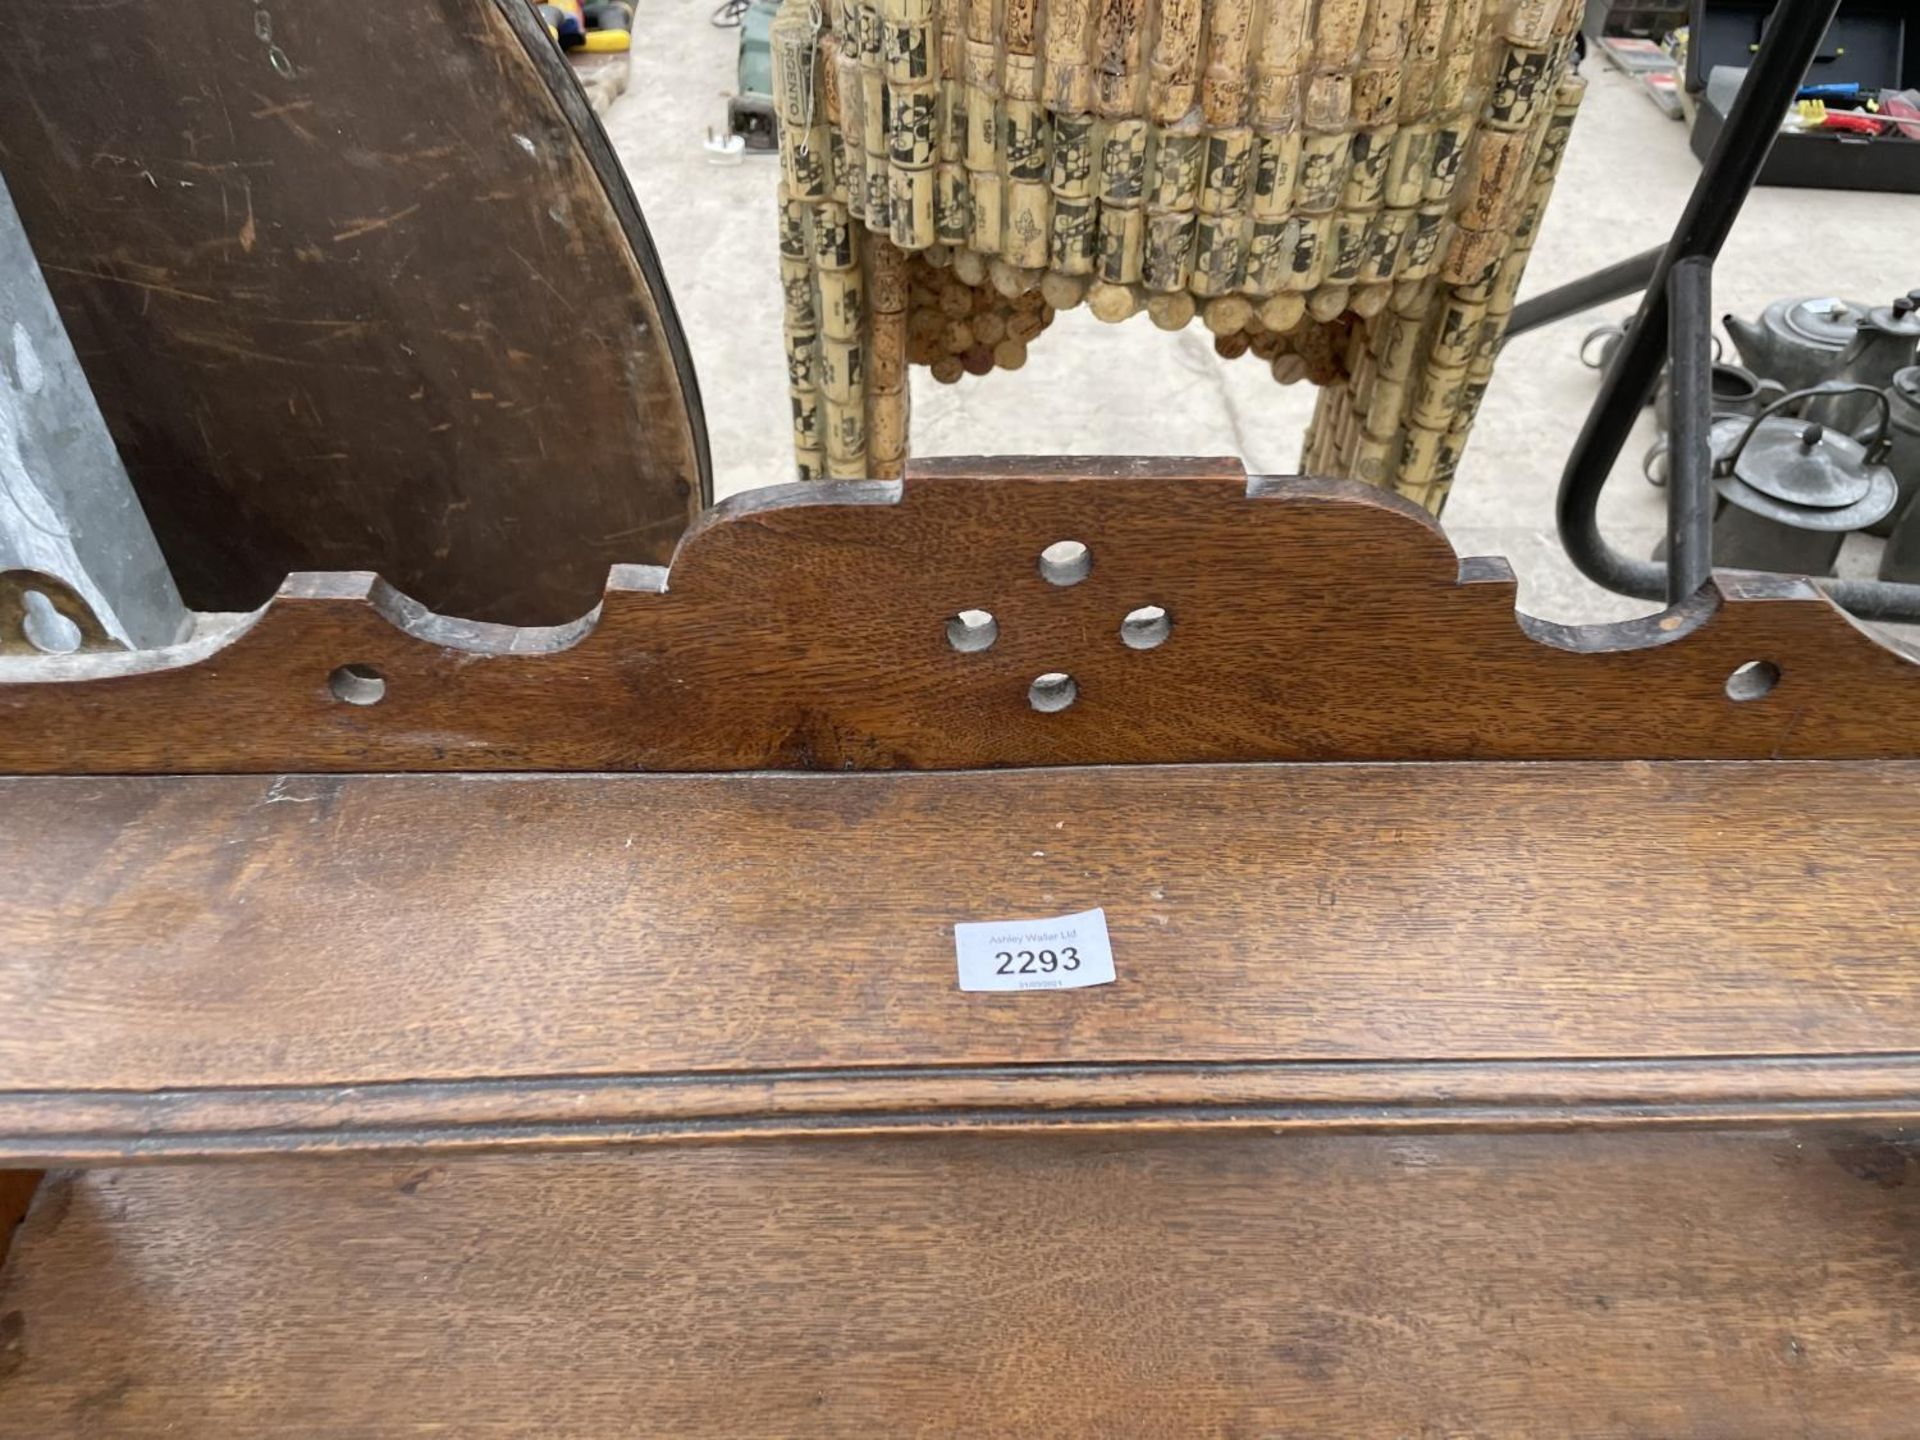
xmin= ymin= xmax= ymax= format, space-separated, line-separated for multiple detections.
xmin=3 ymin=464 xmax=1918 ymax=773
xmin=5 ymin=763 xmax=1917 ymax=1158
xmin=5 ymin=1132 xmax=1920 ymax=1437
xmin=0 ymin=0 xmax=705 ymax=625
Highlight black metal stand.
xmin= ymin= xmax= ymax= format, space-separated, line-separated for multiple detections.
xmin=1505 ymin=246 xmax=1663 ymax=342
xmin=1539 ymin=0 xmax=1920 ymax=622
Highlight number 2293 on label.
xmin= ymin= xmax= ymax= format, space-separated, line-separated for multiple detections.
xmin=953 ymin=908 xmax=1116 ymax=992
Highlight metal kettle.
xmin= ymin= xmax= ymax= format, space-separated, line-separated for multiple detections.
xmin=1809 ymin=294 xmax=1920 ymax=432
xmin=1868 ymin=365 xmax=1920 ymax=539
xmin=1705 ymin=385 xmax=1899 ymax=576
xmin=1874 ymin=368 xmax=1920 ymax=576
xmin=1723 ymin=295 xmax=1873 ymax=393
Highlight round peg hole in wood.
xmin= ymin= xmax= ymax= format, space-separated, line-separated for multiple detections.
xmin=1039 ymin=540 xmax=1090 ymax=586
xmin=1028 ymin=672 xmax=1077 ymax=712
xmin=945 ymin=609 xmax=998 ymax=652
xmin=1725 ymin=660 xmax=1779 ymax=702
xmin=1121 ymin=605 xmax=1170 ymax=649
xmin=329 ymin=664 xmax=388 ymax=706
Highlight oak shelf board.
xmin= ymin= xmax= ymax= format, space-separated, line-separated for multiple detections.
xmin=3 ymin=1132 xmax=1918 ymax=1436
xmin=4 ymin=761 xmax=1916 ymax=1158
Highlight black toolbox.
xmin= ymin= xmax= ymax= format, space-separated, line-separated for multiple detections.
xmin=1686 ymin=0 xmax=1920 ymax=192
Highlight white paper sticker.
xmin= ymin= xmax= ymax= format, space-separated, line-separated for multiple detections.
xmin=954 ymin=908 xmax=1116 ymax=992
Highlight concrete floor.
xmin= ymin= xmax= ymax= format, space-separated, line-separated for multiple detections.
xmin=607 ymin=8 xmax=1912 ymax=623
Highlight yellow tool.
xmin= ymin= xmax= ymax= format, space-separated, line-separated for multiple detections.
xmin=530 ymin=0 xmax=629 ymax=52
xmin=582 ymin=2 xmax=632 ymax=51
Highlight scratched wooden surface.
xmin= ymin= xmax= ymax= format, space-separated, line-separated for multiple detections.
xmin=2 ymin=463 xmax=1919 ymax=772
xmin=4 ymin=762 xmax=1917 ymax=1159
xmin=4 ymin=1132 xmax=1918 ymax=1437
xmin=0 ymin=0 xmax=705 ymax=625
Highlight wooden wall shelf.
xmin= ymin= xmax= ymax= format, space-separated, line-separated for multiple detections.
xmin=6 ymin=460 xmax=1919 ymax=1435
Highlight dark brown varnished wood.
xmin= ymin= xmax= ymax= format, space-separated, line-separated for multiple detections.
xmin=4 ymin=762 xmax=1917 ymax=1160
xmin=4 ymin=1133 xmax=1919 ymax=1437
xmin=0 ymin=1171 xmax=37 ymax=1273
xmin=13 ymin=1057 xmax=1920 ymax=1165
xmin=0 ymin=0 xmax=705 ymax=625
xmin=2 ymin=464 xmax=1917 ymax=774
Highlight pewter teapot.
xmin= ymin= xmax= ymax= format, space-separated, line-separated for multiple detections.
xmin=1878 ymin=366 xmax=1920 ymax=582
xmin=1872 ymin=364 xmax=1920 ymax=540
xmin=1700 ymin=384 xmax=1900 ymax=576
xmin=1807 ymin=295 xmax=1920 ymax=433
xmin=1723 ymin=295 xmax=1874 ymax=393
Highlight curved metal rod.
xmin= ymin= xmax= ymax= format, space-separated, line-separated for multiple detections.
xmin=1554 ymin=0 xmax=1845 ymax=605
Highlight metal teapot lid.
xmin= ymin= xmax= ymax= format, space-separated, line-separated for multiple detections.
xmin=1731 ymin=419 xmax=1873 ymax=507
xmin=1864 ymin=295 xmax=1920 ymax=339
xmin=1778 ymin=296 xmax=1870 ymax=348
xmin=1710 ymin=387 xmax=1900 ymax=532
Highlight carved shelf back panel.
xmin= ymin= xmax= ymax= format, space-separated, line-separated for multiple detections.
xmin=2 ymin=459 xmax=1918 ymax=774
